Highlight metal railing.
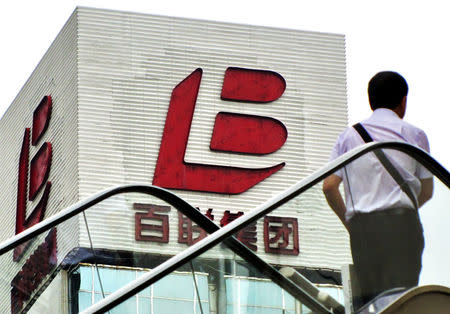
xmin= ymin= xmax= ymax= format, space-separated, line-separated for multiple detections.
xmin=83 ymin=142 xmax=449 ymax=313
xmin=1 ymin=141 xmax=448 ymax=313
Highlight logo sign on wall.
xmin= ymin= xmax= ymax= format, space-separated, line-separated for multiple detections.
xmin=135 ymin=203 xmax=300 ymax=255
xmin=13 ymin=67 xmax=289 ymax=258
xmin=153 ymin=67 xmax=288 ymax=194
xmin=14 ymin=96 xmax=54 ymax=261
xmin=12 ymin=96 xmax=57 ymax=314
xmin=143 ymin=67 xmax=299 ymax=256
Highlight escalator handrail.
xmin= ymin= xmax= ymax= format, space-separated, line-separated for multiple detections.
xmin=1 ymin=182 xmax=338 ymax=311
xmin=82 ymin=141 xmax=449 ymax=313
xmin=3 ymin=141 xmax=446 ymax=257
xmin=0 ymin=141 xmax=447 ymax=313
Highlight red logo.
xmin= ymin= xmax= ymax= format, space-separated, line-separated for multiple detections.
xmin=153 ymin=68 xmax=288 ymax=194
xmin=11 ymin=228 xmax=57 ymax=313
xmin=14 ymin=96 xmax=53 ymax=261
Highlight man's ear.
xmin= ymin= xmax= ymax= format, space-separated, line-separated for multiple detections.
xmin=400 ymin=96 xmax=407 ymax=118
xmin=396 ymin=96 xmax=407 ymax=118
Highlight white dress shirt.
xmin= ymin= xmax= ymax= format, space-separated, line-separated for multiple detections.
xmin=330 ymin=108 xmax=431 ymax=221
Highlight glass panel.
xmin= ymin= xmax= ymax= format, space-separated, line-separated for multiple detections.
xmin=196 ymin=302 xmax=210 ymax=314
xmin=419 ymin=175 xmax=450 ymax=286
xmin=333 ymin=148 xmax=449 ymax=311
xmin=153 ymin=273 xmax=197 ymax=298
xmin=154 ymin=299 xmax=194 ymax=314
xmin=108 ymin=243 xmax=312 ymax=313
xmin=0 ymin=191 xmax=209 ymax=313
xmin=239 ymin=279 xmax=283 ymax=307
xmin=137 ymin=298 xmax=151 ymax=312
xmin=78 ymin=291 xmax=92 ymax=310
xmin=79 ymin=266 xmax=93 ymax=291
xmin=1 ymin=145 xmax=447 ymax=314
xmin=137 ymin=271 xmax=152 ymax=297
xmin=214 ymin=146 xmax=448 ymax=313
xmin=73 ymin=264 xmax=211 ymax=313
xmin=103 ymin=146 xmax=447 ymax=314
xmin=108 ymin=295 xmax=137 ymax=314
xmin=95 ymin=267 xmax=136 ymax=293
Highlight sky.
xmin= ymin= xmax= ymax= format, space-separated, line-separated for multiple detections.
xmin=1 ymin=0 xmax=449 ymax=285
xmin=1 ymin=0 xmax=448 ymax=168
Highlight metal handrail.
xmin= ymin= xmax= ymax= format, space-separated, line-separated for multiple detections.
xmin=1 ymin=141 xmax=448 ymax=313
xmin=82 ymin=141 xmax=449 ymax=313
xmin=1 ymin=182 xmax=339 ymax=310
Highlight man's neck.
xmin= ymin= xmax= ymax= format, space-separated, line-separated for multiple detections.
xmin=392 ymin=106 xmax=404 ymax=119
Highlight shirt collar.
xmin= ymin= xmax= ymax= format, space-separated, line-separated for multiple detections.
xmin=369 ymin=108 xmax=401 ymax=121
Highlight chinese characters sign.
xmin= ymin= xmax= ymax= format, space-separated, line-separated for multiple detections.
xmin=134 ymin=203 xmax=299 ymax=256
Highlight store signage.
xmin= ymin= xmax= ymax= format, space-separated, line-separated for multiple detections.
xmin=11 ymin=96 xmax=56 ymax=312
xmin=14 ymin=96 xmax=53 ymax=261
xmin=10 ymin=228 xmax=57 ymax=314
xmin=135 ymin=203 xmax=299 ymax=255
xmin=153 ymin=67 xmax=288 ymax=194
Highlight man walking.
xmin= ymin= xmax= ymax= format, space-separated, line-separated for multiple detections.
xmin=322 ymin=71 xmax=433 ymax=308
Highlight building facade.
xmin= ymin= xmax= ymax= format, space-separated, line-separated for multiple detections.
xmin=0 ymin=7 xmax=348 ymax=313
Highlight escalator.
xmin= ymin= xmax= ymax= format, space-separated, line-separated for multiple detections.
xmin=1 ymin=141 xmax=448 ymax=313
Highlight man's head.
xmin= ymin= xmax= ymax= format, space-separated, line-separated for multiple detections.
xmin=368 ymin=71 xmax=408 ymax=113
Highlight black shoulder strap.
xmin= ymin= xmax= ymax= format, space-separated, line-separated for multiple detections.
xmin=353 ymin=123 xmax=373 ymax=143
xmin=353 ymin=123 xmax=418 ymax=209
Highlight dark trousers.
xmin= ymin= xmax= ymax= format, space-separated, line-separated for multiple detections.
xmin=348 ymin=208 xmax=424 ymax=307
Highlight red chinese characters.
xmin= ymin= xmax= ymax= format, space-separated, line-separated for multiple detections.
xmin=220 ymin=210 xmax=257 ymax=251
xmin=134 ymin=203 xmax=170 ymax=243
xmin=219 ymin=210 xmax=244 ymax=226
xmin=178 ymin=212 xmax=208 ymax=246
xmin=264 ymin=216 xmax=299 ymax=255
xmin=134 ymin=204 xmax=298 ymax=256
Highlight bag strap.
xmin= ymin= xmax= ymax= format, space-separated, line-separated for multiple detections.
xmin=353 ymin=123 xmax=373 ymax=143
xmin=353 ymin=123 xmax=418 ymax=209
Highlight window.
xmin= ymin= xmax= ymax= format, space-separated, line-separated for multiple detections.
xmin=70 ymin=262 xmax=343 ymax=313
xmin=72 ymin=264 xmax=209 ymax=313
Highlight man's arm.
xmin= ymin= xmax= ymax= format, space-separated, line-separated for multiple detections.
xmin=418 ymin=177 xmax=433 ymax=207
xmin=322 ymin=174 xmax=348 ymax=230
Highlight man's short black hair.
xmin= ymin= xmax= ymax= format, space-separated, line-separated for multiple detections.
xmin=368 ymin=71 xmax=408 ymax=110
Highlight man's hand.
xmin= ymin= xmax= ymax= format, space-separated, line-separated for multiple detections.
xmin=322 ymin=174 xmax=348 ymax=230
xmin=418 ymin=177 xmax=433 ymax=207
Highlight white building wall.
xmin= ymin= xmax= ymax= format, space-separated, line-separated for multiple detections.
xmin=0 ymin=7 xmax=351 ymax=313
xmin=76 ymin=7 xmax=350 ymax=269
xmin=0 ymin=11 xmax=79 ymax=312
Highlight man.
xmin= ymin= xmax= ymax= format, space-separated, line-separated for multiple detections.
xmin=322 ymin=71 xmax=433 ymax=307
